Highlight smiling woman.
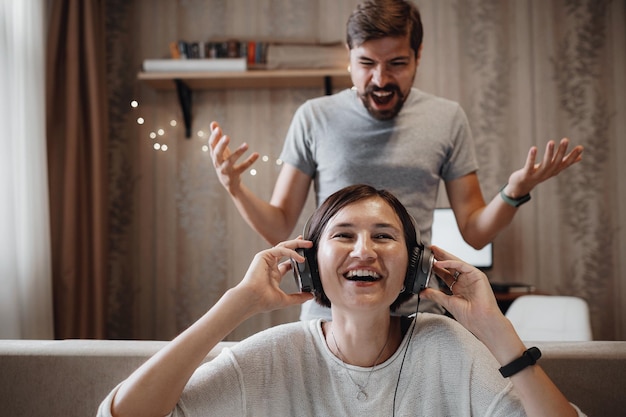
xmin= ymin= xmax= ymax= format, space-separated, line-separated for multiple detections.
xmin=98 ymin=184 xmax=586 ymax=417
xmin=302 ymin=185 xmax=418 ymax=313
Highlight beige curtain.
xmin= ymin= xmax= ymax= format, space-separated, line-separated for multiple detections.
xmin=106 ymin=0 xmax=625 ymax=341
xmin=0 ymin=0 xmax=53 ymax=339
xmin=46 ymin=0 xmax=109 ymax=338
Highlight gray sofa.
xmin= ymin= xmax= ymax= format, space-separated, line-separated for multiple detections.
xmin=1 ymin=339 xmax=625 ymax=417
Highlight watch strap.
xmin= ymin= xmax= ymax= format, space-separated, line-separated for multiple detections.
xmin=500 ymin=184 xmax=531 ymax=207
xmin=499 ymin=346 xmax=542 ymax=378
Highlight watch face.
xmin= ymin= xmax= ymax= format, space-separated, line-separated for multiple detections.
xmin=527 ymin=346 xmax=542 ymax=362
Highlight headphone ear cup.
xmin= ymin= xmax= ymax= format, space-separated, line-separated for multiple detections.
xmin=293 ymin=247 xmax=322 ymax=294
xmin=405 ymin=246 xmax=420 ymax=293
xmin=405 ymin=244 xmax=434 ymax=294
xmin=305 ymin=247 xmax=323 ymax=293
xmin=418 ymin=245 xmax=434 ymax=291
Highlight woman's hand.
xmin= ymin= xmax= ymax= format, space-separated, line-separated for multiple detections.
xmin=419 ymin=245 xmax=505 ymax=342
xmin=110 ymin=238 xmax=314 ymax=417
xmin=421 ymin=248 xmax=579 ymax=417
xmin=231 ymin=238 xmax=314 ymax=316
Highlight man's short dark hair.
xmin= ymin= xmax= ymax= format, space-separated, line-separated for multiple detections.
xmin=346 ymin=0 xmax=423 ymax=57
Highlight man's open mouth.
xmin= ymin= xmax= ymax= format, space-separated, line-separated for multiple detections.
xmin=370 ymin=89 xmax=395 ymax=106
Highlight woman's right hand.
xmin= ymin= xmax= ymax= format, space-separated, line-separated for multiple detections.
xmin=232 ymin=238 xmax=315 ymax=316
xmin=110 ymin=238 xmax=314 ymax=417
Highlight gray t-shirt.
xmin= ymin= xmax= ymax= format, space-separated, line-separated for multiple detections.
xmin=97 ymin=315 xmax=585 ymax=416
xmin=280 ymin=88 xmax=479 ymax=319
xmin=280 ymin=87 xmax=478 ymax=244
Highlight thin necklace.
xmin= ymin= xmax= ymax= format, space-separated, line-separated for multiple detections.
xmin=331 ymin=326 xmax=391 ymax=401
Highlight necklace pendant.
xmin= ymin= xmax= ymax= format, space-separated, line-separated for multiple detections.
xmin=356 ymin=389 xmax=367 ymax=401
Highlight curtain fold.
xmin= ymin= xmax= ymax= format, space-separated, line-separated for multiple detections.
xmin=0 ymin=0 xmax=53 ymax=339
xmin=46 ymin=0 xmax=109 ymax=339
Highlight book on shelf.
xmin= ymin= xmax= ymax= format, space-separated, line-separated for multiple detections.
xmin=143 ymin=39 xmax=268 ymax=72
xmin=490 ymin=282 xmax=536 ymax=293
xmin=149 ymin=39 xmax=347 ymax=73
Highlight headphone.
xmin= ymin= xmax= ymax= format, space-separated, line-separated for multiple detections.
xmin=291 ymin=216 xmax=434 ymax=295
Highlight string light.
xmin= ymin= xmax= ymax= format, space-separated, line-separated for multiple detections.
xmin=245 ymin=156 xmax=284 ymax=176
xmin=129 ymin=97 xmax=283 ymax=168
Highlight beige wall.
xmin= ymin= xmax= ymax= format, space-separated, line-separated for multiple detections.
xmin=106 ymin=0 xmax=626 ymax=341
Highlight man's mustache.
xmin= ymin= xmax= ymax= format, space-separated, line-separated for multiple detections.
xmin=364 ymin=84 xmax=401 ymax=95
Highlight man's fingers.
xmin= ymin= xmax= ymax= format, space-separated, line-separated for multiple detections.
xmin=234 ymin=152 xmax=260 ymax=172
xmin=524 ymin=146 xmax=538 ymax=173
xmin=210 ymin=134 xmax=230 ymax=164
xmin=541 ymin=140 xmax=556 ymax=167
xmin=208 ymin=124 xmax=224 ymax=148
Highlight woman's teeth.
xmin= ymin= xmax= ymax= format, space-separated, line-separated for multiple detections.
xmin=345 ymin=269 xmax=381 ymax=282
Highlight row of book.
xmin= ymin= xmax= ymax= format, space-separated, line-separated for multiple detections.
xmin=170 ymin=40 xmax=270 ymax=67
xmin=143 ymin=40 xmax=347 ymax=73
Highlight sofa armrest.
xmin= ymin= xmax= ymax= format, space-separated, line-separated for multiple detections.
xmin=535 ymin=341 xmax=626 ymax=417
xmin=0 ymin=339 xmax=235 ymax=417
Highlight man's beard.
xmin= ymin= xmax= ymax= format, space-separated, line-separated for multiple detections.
xmin=359 ymin=84 xmax=406 ymax=121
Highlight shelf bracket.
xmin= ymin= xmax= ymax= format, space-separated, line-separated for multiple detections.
xmin=170 ymin=74 xmax=337 ymax=137
xmin=174 ymin=79 xmax=192 ymax=138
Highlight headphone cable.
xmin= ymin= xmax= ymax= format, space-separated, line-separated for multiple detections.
xmin=391 ymin=295 xmax=421 ymax=416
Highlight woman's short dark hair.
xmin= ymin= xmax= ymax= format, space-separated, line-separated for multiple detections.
xmin=346 ymin=0 xmax=423 ymax=57
xmin=304 ymin=184 xmax=417 ymax=311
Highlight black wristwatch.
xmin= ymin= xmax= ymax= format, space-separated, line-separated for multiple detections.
xmin=499 ymin=184 xmax=531 ymax=207
xmin=499 ymin=347 xmax=542 ymax=378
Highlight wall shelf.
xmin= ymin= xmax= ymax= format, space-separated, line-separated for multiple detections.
xmin=137 ymin=68 xmax=352 ymax=90
xmin=138 ymin=68 xmax=352 ymax=137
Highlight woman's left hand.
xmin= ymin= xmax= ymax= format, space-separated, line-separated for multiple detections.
xmin=420 ymin=251 xmax=579 ymax=417
xmin=420 ymin=245 xmax=506 ymax=342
